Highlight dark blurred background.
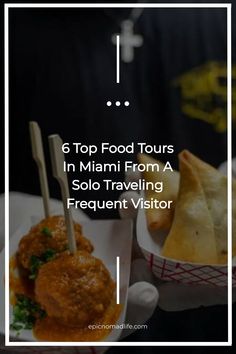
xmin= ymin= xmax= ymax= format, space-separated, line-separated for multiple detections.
xmin=3 ymin=1 xmax=236 ymax=348
xmin=6 ymin=2 xmax=235 ymax=219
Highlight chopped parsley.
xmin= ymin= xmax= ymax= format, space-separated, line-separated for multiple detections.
xmin=42 ymin=248 xmax=56 ymax=262
xmin=41 ymin=227 xmax=52 ymax=237
xmin=29 ymin=249 xmax=56 ymax=279
xmin=29 ymin=255 xmax=43 ymax=280
xmin=10 ymin=294 xmax=45 ymax=334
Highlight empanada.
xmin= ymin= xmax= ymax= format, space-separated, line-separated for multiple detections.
xmin=162 ymin=152 xmax=218 ymax=264
xmin=181 ymin=150 xmax=233 ymax=264
xmin=138 ymin=153 xmax=179 ymax=231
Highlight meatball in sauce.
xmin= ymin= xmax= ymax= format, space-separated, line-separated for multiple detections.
xmin=17 ymin=215 xmax=93 ymax=270
xmin=34 ymin=251 xmax=120 ymax=341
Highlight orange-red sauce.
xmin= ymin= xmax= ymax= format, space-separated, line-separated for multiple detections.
xmin=18 ymin=215 xmax=93 ymax=270
xmin=10 ymin=254 xmax=122 ymax=341
xmin=34 ymin=299 xmax=122 ymax=341
xmin=10 ymin=255 xmax=34 ymax=304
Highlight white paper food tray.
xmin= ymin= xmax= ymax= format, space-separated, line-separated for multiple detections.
xmin=137 ymin=207 xmax=236 ymax=287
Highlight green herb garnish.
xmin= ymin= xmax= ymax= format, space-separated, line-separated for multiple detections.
xmin=10 ymin=294 xmax=45 ymax=334
xmin=29 ymin=255 xmax=43 ymax=280
xmin=41 ymin=227 xmax=52 ymax=237
xmin=29 ymin=249 xmax=56 ymax=279
xmin=42 ymin=248 xmax=57 ymax=262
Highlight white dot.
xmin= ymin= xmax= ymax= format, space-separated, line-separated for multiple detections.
xmin=107 ymin=101 xmax=112 ymax=106
xmin=115 ymin=101 xmax=121 ymax=106
xmin=124 ymin=101 xmax=130 ymax=106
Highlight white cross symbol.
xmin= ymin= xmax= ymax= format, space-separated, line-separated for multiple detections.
xmin=112 ymin=20 xmax=143 ymax=63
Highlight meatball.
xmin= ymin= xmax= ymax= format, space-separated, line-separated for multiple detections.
xmin=18 ymin=215 xmax=93 ymax=270
xmin=35 ymin=251 xmax=115 ymax=328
